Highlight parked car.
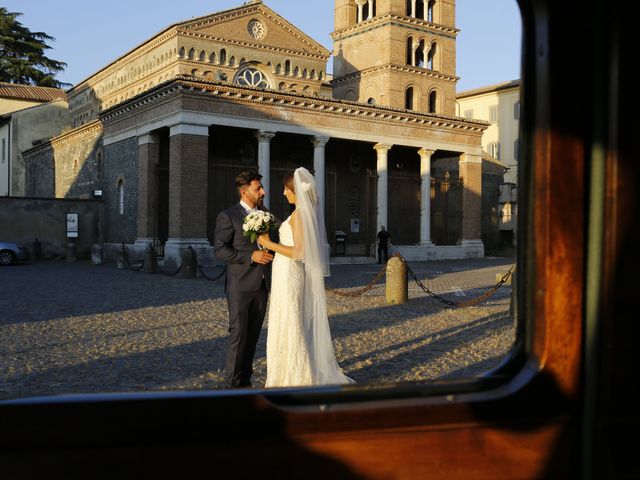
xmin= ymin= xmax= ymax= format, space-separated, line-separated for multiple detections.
xmin=0 ymin=242 xmax=31 ymax=266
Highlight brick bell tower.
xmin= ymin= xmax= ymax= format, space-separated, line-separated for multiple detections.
xmin=331 ymin=0 xmax=458 ymax=116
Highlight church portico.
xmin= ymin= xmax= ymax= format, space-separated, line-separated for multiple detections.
xmin=97 ymin=77 xmax=486 ymax=263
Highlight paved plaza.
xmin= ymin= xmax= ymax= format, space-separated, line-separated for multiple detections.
xmin=0 ymin=256 xmax=516 ymax=400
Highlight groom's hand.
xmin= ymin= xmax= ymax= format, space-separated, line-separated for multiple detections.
xmin=252 ymin=250 xmax=274 ymax=265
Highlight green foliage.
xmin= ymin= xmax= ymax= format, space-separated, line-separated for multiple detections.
xmin=0 ymin=7 xmax=69 ymax=87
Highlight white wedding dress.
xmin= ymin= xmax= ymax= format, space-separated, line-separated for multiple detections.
xmin=265 ymin=215 xmax=353 ymax=387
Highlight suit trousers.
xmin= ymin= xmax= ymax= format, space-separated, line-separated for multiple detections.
xmin=225 ymin=281 xmax=268 ymax=387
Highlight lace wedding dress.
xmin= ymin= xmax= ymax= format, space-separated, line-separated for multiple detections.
xmin=265 ymin=215 xmax=353 ymax=387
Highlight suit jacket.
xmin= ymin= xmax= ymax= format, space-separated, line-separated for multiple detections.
xmin=214 ymin=203 xmax=277 ymax=293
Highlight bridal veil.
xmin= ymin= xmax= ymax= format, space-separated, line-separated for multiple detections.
xmin=291 ymin=167 xmax=353 ymax=385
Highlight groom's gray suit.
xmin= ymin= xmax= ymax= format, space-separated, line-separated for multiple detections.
xmin=214 ymin=203 xmax=275 ymax=388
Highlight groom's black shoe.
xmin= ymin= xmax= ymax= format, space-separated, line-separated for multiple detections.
xmin=228 ymin=378 xmax=252 ymax=389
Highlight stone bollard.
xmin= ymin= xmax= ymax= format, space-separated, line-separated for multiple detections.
xmin=66 ymin=242 xmax=77 ymax=263
xmin=143 ymin=244 xmax=158 ymax=274
xmin=386 ymin=256 xmax=408 ymax=305
xmin=116 ymin=251 xmax=126 ymax=269
xmin=91 ymin=243 xmax=103 ymax=265
xmin=177 ymin=247 xmax=197 ymax=278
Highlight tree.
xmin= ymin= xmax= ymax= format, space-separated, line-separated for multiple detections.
xmin=0 ymin=7 xmax=69 ymax=87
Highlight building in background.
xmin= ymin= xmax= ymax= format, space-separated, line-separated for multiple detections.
xmin=457 ymin=79 xmax=520 ymax=247
xmin=0 ymin=83 xmax=68 ymax=196
xmin=22 ymin=0 xmax=504 ymax=263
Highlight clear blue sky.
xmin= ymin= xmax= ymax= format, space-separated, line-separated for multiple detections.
xmin=5 ymin=0 xmax=521 ymax=92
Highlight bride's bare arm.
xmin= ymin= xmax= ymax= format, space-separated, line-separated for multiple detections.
xmin=258 ymin=212 xmax=296 ymax=258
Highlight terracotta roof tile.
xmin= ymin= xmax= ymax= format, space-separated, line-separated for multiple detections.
xmin=0 ymin=82 xmax=67 ymax=102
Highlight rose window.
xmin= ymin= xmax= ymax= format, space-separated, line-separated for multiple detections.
xmin=235 ymin=67 xmax=270 ymax=89
xmin=247 ymin=20 xmax=265 ymax=39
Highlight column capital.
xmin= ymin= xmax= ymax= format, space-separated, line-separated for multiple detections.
xmin=418 ymin=148 xmax=435 ymax=158
xmin=169 ymin=124 xmax=209 ymax=137
xmin=311 ymin=136 xmax=330 ymax=148
xmin=355 ymin=0 xmax=367 ymax=5
xmin=374 ymin=143 xmax=393 ymax=154
xmin=255 ymin=130 xmax=276 ymax=143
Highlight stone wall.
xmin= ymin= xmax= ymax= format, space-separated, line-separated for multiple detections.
xmin=23 ymin=120 xmax=103 ymax=199
xmin=9 ymin=100 xmax=70 ymax=196
xmin=0 ymin=196 xmax=103 ymax=259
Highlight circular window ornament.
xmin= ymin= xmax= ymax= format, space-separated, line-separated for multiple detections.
xmin=235 ymin=67 xmax=270 ymax=90
xmin=247 ymin=20 xmax=266 ymax=39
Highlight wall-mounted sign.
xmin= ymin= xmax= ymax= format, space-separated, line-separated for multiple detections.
xmin=67 ymin=213 xmax=78 ymax=238
xmin=350 ymin=218 xmax=360 ymax=233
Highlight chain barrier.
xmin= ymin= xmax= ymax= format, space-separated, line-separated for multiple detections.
xmin=326 ymin=252 xmax=514 ymax=308
xmin=157 ymin=258 xmax=182 ymax=277
xmin=120 ymin=245 xmax=512 ymax=305
xmin=326 ymin=262 xmax=387 ymax=297
xmin=192 ymin=246 xmax=227 ymax=281
xmin=119 ymin=244 xmax=225 ymax=281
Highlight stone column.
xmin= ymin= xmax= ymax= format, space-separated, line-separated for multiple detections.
xmin=423 ymin=0 xmax=429 ymax=20
xmin=418 ymin=148 xmax=435 ymax=245
xmin=460 ymin=152 xmax=484 ymax=255
xmin=255 ymin=130 xmax=275 ymax=208
xmin=311 ymin=136 xmax=329 ymax=215
xmin=411 ymin=0 xmax=417 ymax=17
xmin=135 ymin=134 xmax=160 ymax=247
xmin=411 ymin=41 xmax=417 ymax=67
xmin=367 ymin=0 xmax=374 ymax=19
xmin=374 ymin=143 xmax=392 ymax=232
xmin=356 ymin=0 xmax=366 ymax=22
xmin=165 ymin=124 xmax=210 ymax=262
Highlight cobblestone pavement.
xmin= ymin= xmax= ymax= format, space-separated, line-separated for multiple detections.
xmin=0 ymin=256 xmax=516 ymax=400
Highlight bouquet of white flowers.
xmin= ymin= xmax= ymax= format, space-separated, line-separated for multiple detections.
xmin=242 ymin=210 xmax=276 ymax=243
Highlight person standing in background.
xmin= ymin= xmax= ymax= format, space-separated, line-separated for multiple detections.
xmin=377 ymin=226 xmax=391 ymax=264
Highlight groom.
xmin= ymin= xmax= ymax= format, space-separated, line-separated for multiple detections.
xmin=214 ymin=171 xmax=275 ymax=388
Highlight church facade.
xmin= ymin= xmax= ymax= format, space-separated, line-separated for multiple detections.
xmin=23 ymin=0 xmax=493 ymax=263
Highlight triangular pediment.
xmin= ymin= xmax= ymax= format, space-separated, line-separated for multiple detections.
xmin=175 ymin=1 xmax=330 ymax=58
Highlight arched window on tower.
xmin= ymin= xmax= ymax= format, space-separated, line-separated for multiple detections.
xmin=356 ymin=0 xmax=375 ymax=22
xmin=428 ymin=0 xmax=435 ymax=22
xmin=188 ymin=48 xmax=196 ymax=60
xmin=220 ymin=49 xmax=227 ymax=65
xmin=210 ymin=52 xmax=216 ymax=64
xmin=179 ymin=47 xmax=185 ymax=59
xmin=416 ymin=39 xmax=426 ymax=67
xmin=427 ymin=42 xmax=437 ymax=70
xmin=199 ymin=51 xmax=206 ymax=62
xmin=429 ymin=91 xmax=437 ymax=113
xmin=405 ymin=87 xmax=414 ymax=110
xmin=416 ymin=0 xmax=425 ymax=20
xmin=285 ymin=60 xmax=291 ymax=75
xmin=407 ymin=37 xmax=414 ymax=65
xmin=117 ymin=179 xmax=125 ymax=215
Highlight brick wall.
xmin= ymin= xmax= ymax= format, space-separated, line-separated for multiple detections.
xmin=104 ymin=137 xmax=138 ymax=244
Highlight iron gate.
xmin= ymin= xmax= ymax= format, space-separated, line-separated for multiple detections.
xmin=431 ymin=171 xmax=463 ymax=245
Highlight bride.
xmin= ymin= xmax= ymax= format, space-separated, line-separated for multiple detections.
xmin=258 ymin=167 xmax=354 ymax=387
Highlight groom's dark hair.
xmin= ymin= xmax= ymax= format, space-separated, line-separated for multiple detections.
xmin=235 ymin=170 xmax=262 ymax=194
